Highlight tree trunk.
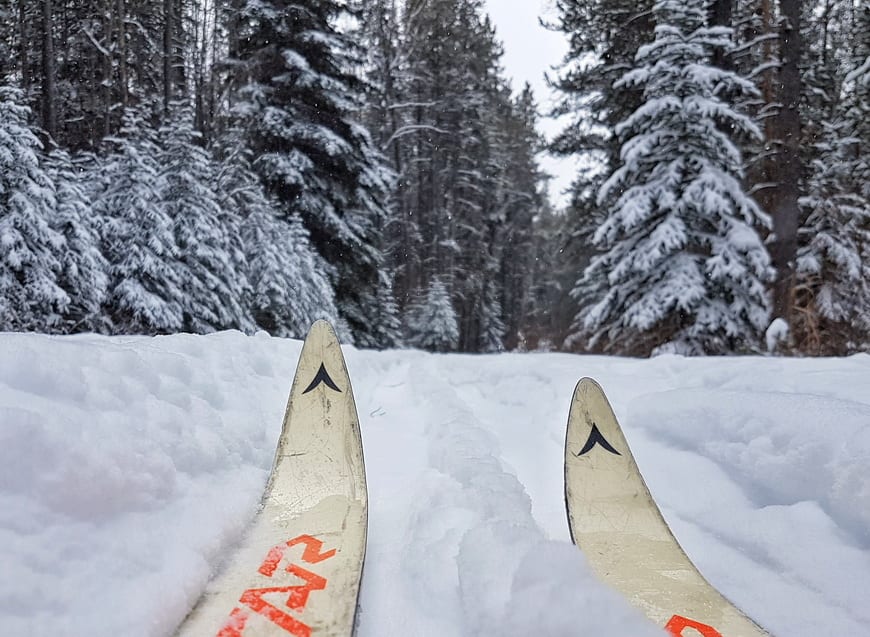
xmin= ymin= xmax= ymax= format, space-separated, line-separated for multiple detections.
xmin=19 ymin=1 xmax=30 ymax=93
xmin=769 ymin=0 xmax=803 ymax=321
xmin=41 ymin=0 xmax=57 ymax=144
xmin=710 ymin=0 xmax=734 ymax=69
xmin=117 ymin=0 xmax=127 ymax=110
xmin=163 ymin=0 xmax=173 ymax=111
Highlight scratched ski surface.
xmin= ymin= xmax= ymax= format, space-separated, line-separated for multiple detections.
xmin=176 ymin=320 xmax=367 ymax=637
xmin=564 ymin=378 xmax=770 ymax=637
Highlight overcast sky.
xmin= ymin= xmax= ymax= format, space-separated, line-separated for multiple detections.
xmin=483 ymin=0 xmax=573 ymax=208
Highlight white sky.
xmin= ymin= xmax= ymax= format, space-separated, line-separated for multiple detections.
xmin=484 ymin=0 xmax=573 ymax=208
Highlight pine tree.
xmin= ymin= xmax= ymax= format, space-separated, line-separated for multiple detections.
xmin=98 ymin=107 xmax=185 ymax=334
xmin=44 ymin=149 xmax=109 ymax=332
xmin=233 ymin=0 xmax=394 ymax=346
xmin=157 ymin=106 xmax=253 ymax=334
xmin=577 ymin=0 xmax=772 ymax=355
xmin=0 ymin=87 xmax=68 ymax=331
xmin=407 ymin=278 xmax=459 ymax=352
xmin=215 ymin=137 xmax=338 ymax=338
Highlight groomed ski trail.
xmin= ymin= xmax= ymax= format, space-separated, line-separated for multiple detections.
xmin=349 ymin=352 xmax=661 ymax=637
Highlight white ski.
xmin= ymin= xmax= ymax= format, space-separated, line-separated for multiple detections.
xmin=176 ymin=320 xmax=367 ymax=637
xmin=564 ymin=378 xmax=771 ymax=637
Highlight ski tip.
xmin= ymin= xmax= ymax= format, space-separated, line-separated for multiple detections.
xmin=573 ymin=376 xmax=605 ymax=398
xmin=306 ymin=319 xmax=339 ymax=342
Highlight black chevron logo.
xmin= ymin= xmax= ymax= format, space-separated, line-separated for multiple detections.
xmin=576 ymin=423 xmax=621 ymax=457
xmin=302 ymin=363 xmax=342 ymax=394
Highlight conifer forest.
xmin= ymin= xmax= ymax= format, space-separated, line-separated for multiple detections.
xmin=0 ymin=0 xmax=867 ymax=355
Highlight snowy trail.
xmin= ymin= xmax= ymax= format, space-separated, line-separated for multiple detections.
xmin=353 ymin=352 xmax=659 ymax=636
xmin=1 ymin=332 xmax=868 ymax=636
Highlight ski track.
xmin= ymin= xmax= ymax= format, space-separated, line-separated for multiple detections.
xmin=1 ymin=334 xmax=868 ymax=636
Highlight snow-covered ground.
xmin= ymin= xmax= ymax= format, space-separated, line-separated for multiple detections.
xmin=1 ymin=331 xmax=868 ymax=636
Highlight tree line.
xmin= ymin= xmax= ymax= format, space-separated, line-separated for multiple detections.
xmin=0 ymin=0 xmax=867 ymax=355
xmin=0 ymin=0 xmax=549 ymax=351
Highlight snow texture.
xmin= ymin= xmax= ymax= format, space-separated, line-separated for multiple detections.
xmin=1 ymin=332 xmax=868 ymax=636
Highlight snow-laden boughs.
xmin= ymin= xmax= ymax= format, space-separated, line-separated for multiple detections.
xmin=365 ymin=269 xmax=404 ymax=349
xmin=407 ymin=278 xmax=459 ymax=352
xmin=796 ymin=15 xmax=870 ymax=354
xmin=216 ymin=138 xmax=338 ymax=338
xmin=157 ymin=107 xmax=253 ymax=334
xmin=97 ymin=107 xmax=186 ymax=334
xmin=44 ymin=149 xmax=109 ymax=332
xmin=0 ymin=87 xmax=68 ymax=331
xmin=234 ymin=0 xmax=395 ymax=346
xmin=574 ymin=0 xmax=772 ymax=355
xmin=546 ymin=0 xmax=654 ymax=332
xmin=241 ymin=209 xmax=338 ymax=339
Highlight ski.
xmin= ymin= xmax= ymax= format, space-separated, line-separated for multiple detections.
xmin=176 ymin=320 xmax=368 ymax=637
xmin=564 ymin=378 xmax=771 ymax=637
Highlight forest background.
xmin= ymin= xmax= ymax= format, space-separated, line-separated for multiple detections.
xmin=0 ymin=0 xmax=867 ymax=356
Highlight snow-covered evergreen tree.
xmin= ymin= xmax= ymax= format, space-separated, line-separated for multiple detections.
xmin=407 ymin=278 xmax=459 ymax=352
xmin=477 ymin=278 xmax=506 ymax=353
xmin=216 ymin=138 xmax=338 ymax=338
xmin=97 ymin=107 xmax=185 ymax=334
xmin=44 ymin=149 xmax=109 ymax=332
xmin=576 ymin=0 xmax=772 ymax=355
xmin=0 ymin=87 xmax=68 ymax=331
xmin=367 ymin=269 xmax=403 ymax=349
xmin=157 ymin=107 xmax=253 ymax=334
xmin=234 ymin=0 xmax=394 ymax=346
xmin=796 ymin=10 xmax=870 ymax=353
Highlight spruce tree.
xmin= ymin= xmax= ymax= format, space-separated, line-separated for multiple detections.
xmin=44 ymin=149 xmax=109 ymax=332
xmin=407 ymin=278 xmax=459 ymax=352
xmin=577 ymin=0 xmax=772 ymax=355
xmin=0 ymin=87 xmax=68 ymax=331
xmin=215 ymin=138 xmax=338 ymax=338
xmin=233 ymin=0 xmax=394 ymax=346
xmin=157 ymin=107 xmax=253 ymax=334
xmin=367 ymin=270 xmax=404 ymax=349
xmin=98 ymin=107 xmax=185 ymax=334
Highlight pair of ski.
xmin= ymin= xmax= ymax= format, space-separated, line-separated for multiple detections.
xmin=175 ymin=321 xmax=770 ymax=637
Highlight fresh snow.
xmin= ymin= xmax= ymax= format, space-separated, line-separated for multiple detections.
xmin=1 ymin=331 xmax=869 ymax=636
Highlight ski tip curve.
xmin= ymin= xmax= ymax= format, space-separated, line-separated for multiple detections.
xmin=306 ymin=318 xmax=339 ymax=341
xmin=572 ymin=376 xmax=605 ymax=400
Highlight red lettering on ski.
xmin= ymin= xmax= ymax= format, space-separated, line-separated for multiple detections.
xmin=665 ymin=615 xmax=724 ymax=637
xmin=216 ymin=534 xmax=336 ymax=636
xmin=259 ymin=534 xmax=337 ymax=577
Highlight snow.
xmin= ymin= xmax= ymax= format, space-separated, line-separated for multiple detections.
xmin=1 ymin=331 xmax=869 ymax=636
xmin=766 ymin=318 xmax=790 ymax=352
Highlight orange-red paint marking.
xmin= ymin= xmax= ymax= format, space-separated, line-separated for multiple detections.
xmin=259 ymin=535 xmax=337 ymax=577
xmin=216 ymin=534 xmax=336 ymax=636
xmin=665 ymin=615 xmax=724 ymax=637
